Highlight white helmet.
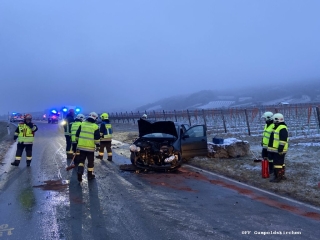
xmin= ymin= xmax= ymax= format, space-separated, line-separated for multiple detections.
xmin=76 ymin=114 xmax=85 ymax=121
xmin=142 ymin=114 xmax=147 ymax=119
xmin=88 ymin=112 xmax=98 ymax=120
xmin=261 ymin=111 xmax=273 ymax=120
xmin=272 ymin=113 xmax=284 ymax=123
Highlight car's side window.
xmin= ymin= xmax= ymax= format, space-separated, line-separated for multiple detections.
xmin=185 ymin=126 xmax=204 ymax=138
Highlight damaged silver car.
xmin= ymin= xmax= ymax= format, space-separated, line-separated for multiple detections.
xmin=129 ymin=119 xmax=207 ymax=170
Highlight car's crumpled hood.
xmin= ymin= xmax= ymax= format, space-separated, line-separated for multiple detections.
xmin=138 ymin=119 xmax=178 ymax=138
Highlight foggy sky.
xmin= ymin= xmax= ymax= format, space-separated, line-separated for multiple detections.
xmin=1 ymin=0 xmax=320 ymax=114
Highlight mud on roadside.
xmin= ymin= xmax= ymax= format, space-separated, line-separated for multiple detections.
xmin=111 ymin=122 xmax=320 ymax=208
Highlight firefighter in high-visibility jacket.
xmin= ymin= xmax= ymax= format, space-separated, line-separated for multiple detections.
xmin=261 ymin=111 xmax=274 ymax=174
xmin=11 ymin=114 xmax=38 ymax=167
xmin=63 ymin=109 xmax=75 ymax=159
xmin=96 ymin=113 xmax=113 ymax=161
xmin=70 ymin=114 xmax=85 ymax=165
xmin=75 ymin=112 xmax=101 ymax=182
xmin=267 ymin=113 xmax=289 ymax=183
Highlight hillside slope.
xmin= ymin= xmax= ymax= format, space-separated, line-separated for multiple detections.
xmin=136 ymin=80 xmax=320 ymax=111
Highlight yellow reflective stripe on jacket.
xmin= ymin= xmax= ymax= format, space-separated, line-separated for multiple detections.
xmin=77 ymin=122 xmax=99 ymax=151
xmin=268 ymin=125 xmax=288 ymax=153
xmin=17 ymin=124 xmax=34 ymax=143
xmin=262 ymin=123 xmax=274 ymax=148
xmin=101 ymin=123 xmax=113 ymax=141
xmin=71 ymin=122 xmax=82 ymax=143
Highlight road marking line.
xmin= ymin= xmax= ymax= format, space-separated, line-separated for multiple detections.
xmin=0 ymin=224 xmax=14 ymax=237
xmin=186 ymin=164 xmax=320 ymax=212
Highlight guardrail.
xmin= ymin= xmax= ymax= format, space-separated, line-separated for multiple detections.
xmin=109 ymin=103 xmax=320 ymax=137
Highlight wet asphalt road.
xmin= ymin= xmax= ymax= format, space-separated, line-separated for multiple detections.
xmin=0 ymin=122 xmax=320 ymax=240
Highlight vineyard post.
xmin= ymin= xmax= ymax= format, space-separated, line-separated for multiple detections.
xmin=153 ymin=110 xmax=156 ymax=121
xmin=125 ymin=111 xmax=128 ymax=123
xmin=187 ymin=109 xmax=191 ymax=126
xmin=121 ymin=112 xmax=125 ymax=123
xmin=316 ymin=106 xmax=320 ymax=132
xmin=131 ymin=111 xmax=135 ymax=124
xmin=116 ymin=112 xmax=119 ymax=123
xmin=174 ymin=110 xmax=177 ymax=122
xmin=221 ymin=110 xmax=227 ymax=133
xmin=202 ymin=109 xmax=207 ymax=127
xmin=244 ymin=109 xmax=251 ymax=136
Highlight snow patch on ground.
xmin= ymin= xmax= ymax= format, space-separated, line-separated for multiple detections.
xmin=146 ymin=105 xmax=162 ymax=111
xmin=242 ymin=164 xmax=260 ymax=171
xmin=112 ymin=140 xmax=126 ymax=146
xmin=296 ymin=142 xmax=320 ymax=147
xmin=198 ymin=101 xmax=235 ymax=109
xmin=208 ymin=138 xmax=248 ymax=146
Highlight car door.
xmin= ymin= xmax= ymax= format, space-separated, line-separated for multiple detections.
xmin=181 ymin=125 xmax=207 ymax=159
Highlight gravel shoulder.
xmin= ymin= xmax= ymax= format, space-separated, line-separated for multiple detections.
xmin=111 ymin=122 xmax=320 ymax=207
xmin=0 ymin=121 xmax=16 ymax=164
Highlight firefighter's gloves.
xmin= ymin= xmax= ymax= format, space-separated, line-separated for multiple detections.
xmin=278 ymin=145 xmax=284 ymax=155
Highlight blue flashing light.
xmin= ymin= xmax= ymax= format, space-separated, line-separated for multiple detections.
xmin=51 ymin=109 xmax=57 ymax=114
xmin=12 ymin=112 xmax=17 ymax=115
xmin=62 ymin=107 xmax=68 ymax=112
xmin=75 ymin=108 xmax=81 ymax=113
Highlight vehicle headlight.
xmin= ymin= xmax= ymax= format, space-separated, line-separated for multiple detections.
xmin=60 ymin=120 xmax=66 ymax=126
xmin=129 ymin=144 xmax=140 ymax=152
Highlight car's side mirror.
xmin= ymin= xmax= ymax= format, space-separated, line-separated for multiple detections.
xmin=182 ymin=134 xmax=190 ymax=139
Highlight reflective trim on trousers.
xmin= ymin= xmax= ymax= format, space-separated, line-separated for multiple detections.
xmin=26 ymin=157 xmax=32 ymax=160
xmin=88 ymin=168 xmax=94 ymax=171
xmin=108 ymin=152 xmax=112 ymax=156
xmin=15 ymin=157 xmax=21 ymax=161
xmin=274 ymin=165 xmax=283 ymax=169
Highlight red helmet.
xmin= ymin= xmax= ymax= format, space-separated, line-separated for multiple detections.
xmin=24 ymin=114 xmax=32 ymax=119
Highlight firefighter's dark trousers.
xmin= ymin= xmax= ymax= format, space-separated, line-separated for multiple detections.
xmin=65 ymin=135 xmax=72 ymax=153
xmin=273 ymin=152 xmax=286 ymax=170
xmin=77 ymin=150 xmax=95 ymax=175
xmin=15 ymin=143 xmax=33 ymax=163
xmin=99 ymin=141 xmax=112 ymax=160
xmin=268 ymin=152 xmax=286 ymax=177
xmin=262 ymin=148 xmax=273 ymax=173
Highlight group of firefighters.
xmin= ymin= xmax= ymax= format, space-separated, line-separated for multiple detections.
xmin=261 ymin=112 xmax=289 ymax=183
xmin=11 ymin=109 xmax=113 ymax=183
xmin=10 ymin=109 xmax=288 ymax=183
xmin=63 ymin=109 xmax=113 ymax=182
